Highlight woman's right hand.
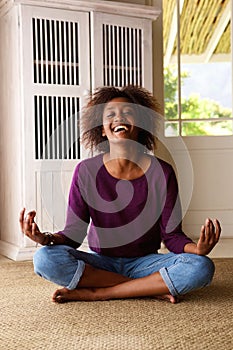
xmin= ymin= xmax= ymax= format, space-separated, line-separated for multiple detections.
xmin=19 ymin=208 xmax=47 ymax=245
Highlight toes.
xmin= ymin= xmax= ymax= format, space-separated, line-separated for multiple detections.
xmin=53 ymin=293 xmax=66 ymax=303
xmin=154 ymin=294 xmax=178 ymax=304
xmin=52 ymin=289 xmax=60 ymax=301
xmin=54 ymin=295 xmax=66 ymax=303
xmin=52 ymin=288 xmax=67 ymax=303
xmin=170 ymin=295 xmax=178 ymax=304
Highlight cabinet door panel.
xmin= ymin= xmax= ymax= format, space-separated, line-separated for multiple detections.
xmin=32 ymin=17 xmax=81 ymax=86
xmin=21 ymin=6 xmax=90 ymax=234
xmin=91 ymin=12 xmax=152 ymax=91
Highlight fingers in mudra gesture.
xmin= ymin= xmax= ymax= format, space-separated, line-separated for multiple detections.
xmin=197 ymin=218 xmax=221 ymax=255
xmin=19 ymin=208 xmax=45 ymax=245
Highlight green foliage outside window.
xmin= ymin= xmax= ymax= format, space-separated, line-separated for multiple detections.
xmin=164 ymin=66 xmax=232 ymax=136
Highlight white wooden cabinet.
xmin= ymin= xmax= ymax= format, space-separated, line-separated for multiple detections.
xmin=0 ymin=0 xmax=160 ymax=260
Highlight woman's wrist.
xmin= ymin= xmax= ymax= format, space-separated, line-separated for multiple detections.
xmin=184 ymin=242 xmax=198 ymax=254
xmin=42 ymin=232 xmax=66 ymax=246
xmin=42 ymin=232 xmax=55 ymax=246
xmin=41 ymin=232 xmax=79 ymax=248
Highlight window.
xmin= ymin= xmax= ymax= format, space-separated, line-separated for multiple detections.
xmin=163 ymin=0 xmax=233 ymax=136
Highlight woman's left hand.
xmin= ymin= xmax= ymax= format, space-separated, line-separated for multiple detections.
xmin=196 ymin=218 xmax=221 ymax=256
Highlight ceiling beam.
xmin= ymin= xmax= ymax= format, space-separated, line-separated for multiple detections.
xmin=164 ymin=0 xmax=185 ymax=67
xmin=203 ymin=0 xmax=231 ymax=63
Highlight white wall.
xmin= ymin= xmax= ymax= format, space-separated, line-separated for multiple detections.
xmin=182 ymin=137 xmax=233 ymax=257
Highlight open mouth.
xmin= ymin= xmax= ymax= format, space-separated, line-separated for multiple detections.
xmin=113 ymin=125 xmax=129 ymax=133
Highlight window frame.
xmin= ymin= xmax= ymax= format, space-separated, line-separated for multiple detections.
xmin=163 ymin=0 xmax=233 ymax=138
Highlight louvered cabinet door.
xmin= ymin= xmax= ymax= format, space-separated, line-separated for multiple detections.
xmin=91 ymin=12 xmax=153 ymax=91
xmin=20 ymin=6 xmax=90 ymax=236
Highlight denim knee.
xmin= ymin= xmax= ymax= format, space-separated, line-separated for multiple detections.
xmin=192 ymin=255 xmax=215 ymax=286
xmin=160 ymin=253 xmax=215 ymax=296
xmin=179 ymin=254 xmax=215 ymax=295
xmin=33 ymin=245 xmax=85 ymax=289
xmin=33 ymin=246 xmax=56 ymax=277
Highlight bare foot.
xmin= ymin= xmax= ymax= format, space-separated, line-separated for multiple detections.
xmin=154 ymin=294 xmax=178 ymax=304
xmin=52 ymin=287 xmax=102 ymax=303
xmin=52 ymin=288 xmax=178 ymax=304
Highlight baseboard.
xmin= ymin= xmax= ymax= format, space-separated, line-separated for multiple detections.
xmin=0 ymin=240 xmax=37 ymax=261
xmin=0 ymin=240 xmax=89 ymax=261
xmin=208 ymin=238 xmax=233 ymax=258
xmin=1 ymin=238 xmax=233 ymax=261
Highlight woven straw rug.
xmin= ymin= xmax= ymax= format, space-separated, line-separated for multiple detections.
xmin=0 ymin=255 xmax=232 ymax=350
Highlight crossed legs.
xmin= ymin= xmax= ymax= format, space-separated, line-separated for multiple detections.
xmin=33 ymin=245 xmax=215 ymax=304
xmin=52 ymin=264 xmax=175 ymax=303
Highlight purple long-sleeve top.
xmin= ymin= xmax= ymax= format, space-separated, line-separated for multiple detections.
xmin=57 ymin=154 xmax=193 ymax=257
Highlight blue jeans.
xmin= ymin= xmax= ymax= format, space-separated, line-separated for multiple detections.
xmin=33 ymin=245 xmax=215 ymax=296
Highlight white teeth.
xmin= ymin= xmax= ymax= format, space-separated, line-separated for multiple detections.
xmin=113 ymin=125 xmax=128 ymax=132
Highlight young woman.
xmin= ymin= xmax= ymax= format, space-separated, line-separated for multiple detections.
xmin=20 ymin=86 xmax=221 ymax=304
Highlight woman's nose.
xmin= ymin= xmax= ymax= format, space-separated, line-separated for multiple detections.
xmin=113 ymin=111 xmax=125 ymax=122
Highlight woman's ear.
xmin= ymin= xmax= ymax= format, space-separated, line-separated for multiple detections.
xmin=102 ymin=127 xmax=106 ymax=137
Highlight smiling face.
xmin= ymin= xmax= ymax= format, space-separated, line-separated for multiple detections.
xmin=102 ymin=97 xmax=139 ymax=145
